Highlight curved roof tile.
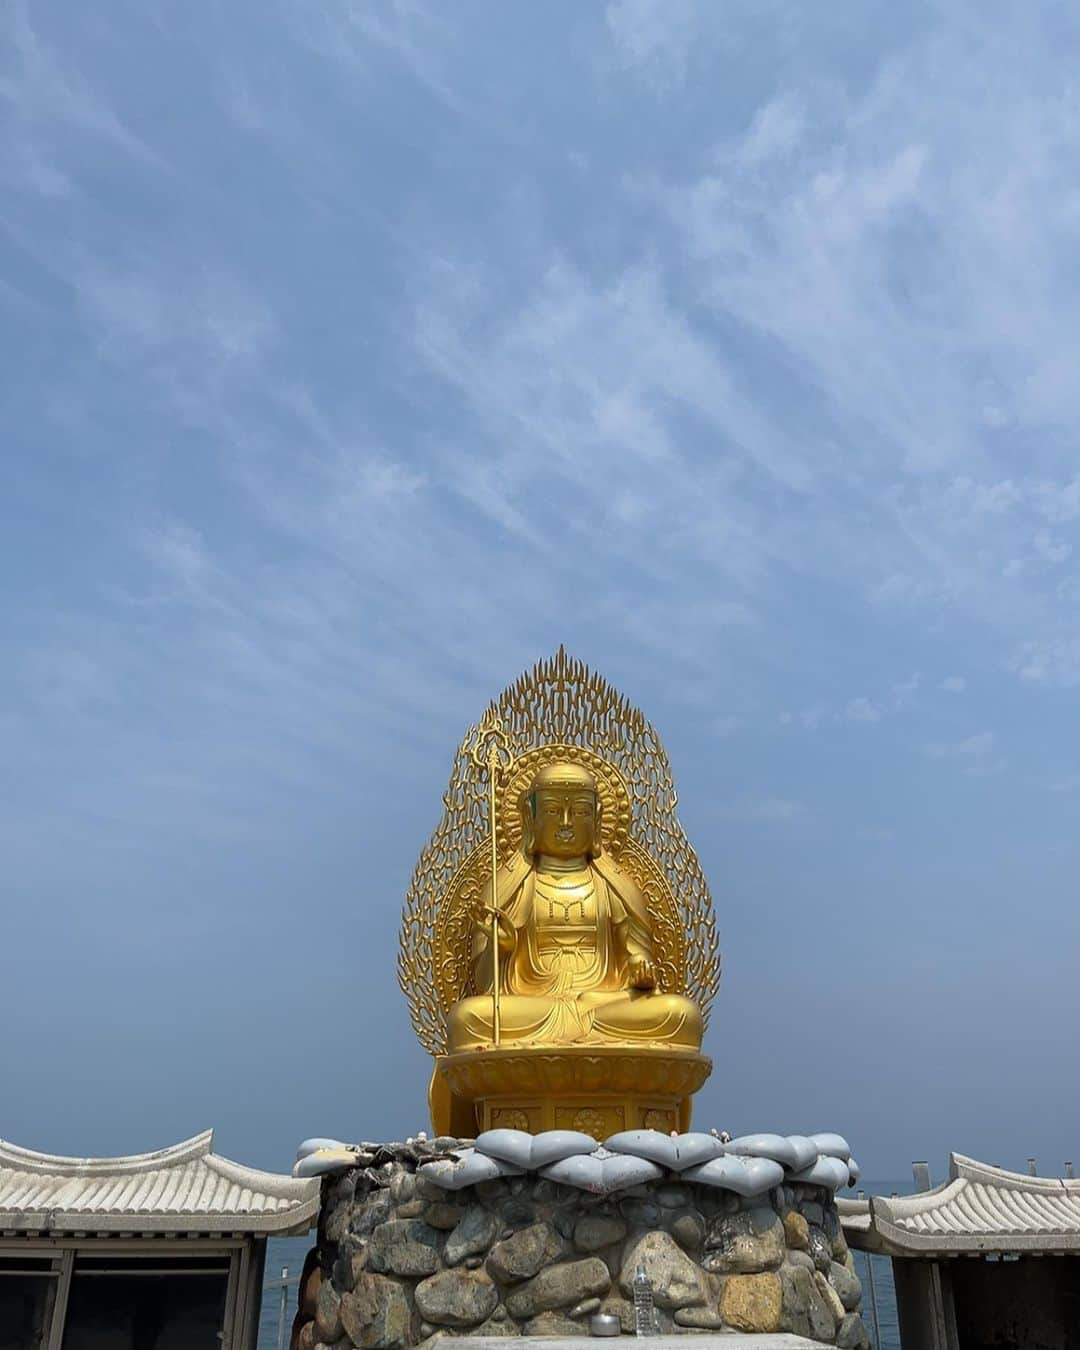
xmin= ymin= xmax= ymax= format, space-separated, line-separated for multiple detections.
xmin=840 ymin=1154 xmax=1080 ymax=1255
xmin=0 ymin=1131 xmax=319 ymax=1235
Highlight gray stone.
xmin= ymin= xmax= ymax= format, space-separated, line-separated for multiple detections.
xmin=469 ymin=1316 xmax=521 ymax=1338
xmin=802 ymin=1202 xmax=824 ymax=1227
xmin=703 ymin=1209 xmax=785 ymax=1274
xmin=333 ymin=1172 xmax=358 ymax=1206
xmin=505 ymin=1258 xmax=611 ymax=1319
xmin=396 ymin=1199 xmax=426 ymax=1219
xmin=814 ymin=1270 xmax=845 ymax=1327
xmin=669 ymin=1210 xmax=705 ymax=1251
xmin=829 ymin=1260 xmax=862 ymax=1312
xmin=423 ymin=1202 xmax=467 ymax=1231
xmin=656 ymin=1184 xmax=691 ymax=1209
xmin=368 ymin=1220 xmax=441 ymax=1278
xmin=499 ymin=1199 xmax=536 ymax=1228
xmin=446 ymin=1206 xmax=501 ymax=1266
xmin=390 ymin=1170 xmax=418 ymax=1207
xmin=573 ymin=1214 xmax=626 ymax=1253
xmin=569 ymin=1297 xmax=601 ymax=1319
xmin=618 ymin=1196 xmax=660 ymax=1226
xmin=785 ymin=1251 xmax=815 ymax=1272
xmin=340 ymin=1273 xmax=413 ymax=1349
xmin=523 ymin=1312 xmax=583 ymax=1336
xmin=487 ymin=1221 xmax=564 ymax=1283
xmin=416 ymin=1174 xmax=448 ymax=1202
xmin=674 ymin=1305 xmax=725 ymax=1329
xmin=415 ymin=1270 xmax=499 ymax=1328
xmin=325 ymin=1200 xmax=351 ymax=1244
xmin=779 ymin=1264 xmax=835 ymax=1342
xmin=619 ymin=1231 xmax=707 ymax=1311
xmin=315 ymin=1281 xmax=343 ymax=1342
xmin=837 ymin=1312 xmax=871 ymax=1349
xmin=465 ymin=1256 xmax=483 ymax=1270
xmin=475 ymin=1179 xmax=510 ymax=1202
xmin=807 ymin=1226 xmax=832 ymax=1274
xmin=350 ymin=1190 xmax=394 ymax=1241
xmin=333 ymin=1250 xmax=354 ymax=1293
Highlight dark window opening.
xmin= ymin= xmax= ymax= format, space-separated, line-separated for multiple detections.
xmin=0 ymin=1273 xmax=57 ymax=1350
xmin=61 ymin=1271 xmax=227 ymax=1350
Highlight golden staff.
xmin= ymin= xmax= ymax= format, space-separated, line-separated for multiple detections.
xmin=470 ymin=713 xmax=511 ymax=1046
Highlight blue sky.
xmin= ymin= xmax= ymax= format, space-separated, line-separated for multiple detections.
xmin=4 ymin=0 xmax=1080 ymax=1183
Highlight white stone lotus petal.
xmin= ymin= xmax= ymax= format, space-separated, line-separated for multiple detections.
xmin=474 ymin=1129 xmax=534 ymax=1168
xmin=295 ymin=1137 xmax=349 ymax=1161
xmin=809 ymin=1132 xmax=851 ymax=1161
xmin=540 ymin=1152 xmax=665 ymax=1194
xmin=671 ymin=1133 xmax=728 ymax=1169
xmin=540 ymin=1154 xmax=605 ymax=1193
xmin=601 ymin=1155 xmax=666 ymax=1190
xmin=791 ymin=1156 xmax=851 ymax=1191
xmin=682 ymin=1155 xmax=784 ymax=1197
xmin=786 ymin=1136 xmax=819 ymax=1172
xmin=847 ymin=1158 xmax=861 ymax=1186
xmin=724 ymin=1134 xmax=799 ymax=1169
xmin=293 ymin=1149 xmax=357 ymax=1178
xmin=528 ymin=1130 xmax=600 ymax=1168
xmin=604 ymin=1130 xmax=726 ymax=1170
xmin=418 ymin=1149 xmax=522 ymax=1191
xmin=603 ymin=1131 xmax=679 ymax=1169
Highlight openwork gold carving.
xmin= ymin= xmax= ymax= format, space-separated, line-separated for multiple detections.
xmin=399 ymin=647 xmax=721 ymax=1056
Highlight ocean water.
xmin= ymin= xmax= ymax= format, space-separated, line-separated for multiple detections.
xmin=257 ymin=1184 xmax=907 ymax=1350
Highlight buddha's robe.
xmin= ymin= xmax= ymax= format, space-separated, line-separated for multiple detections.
xmin=446 ymin=850 xmax=702 ymax=1051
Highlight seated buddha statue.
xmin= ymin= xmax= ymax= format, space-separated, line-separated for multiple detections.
xmin=447 ymin=761 xmax=703 ymax=1052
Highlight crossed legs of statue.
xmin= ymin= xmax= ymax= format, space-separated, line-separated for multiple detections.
xmin=446 ymin=990 xmax=702 ymax=1052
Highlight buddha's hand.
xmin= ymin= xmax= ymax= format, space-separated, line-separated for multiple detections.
xmin=628 ymin=956 xmax=656 ymax=990
xmin=481 ymin=905 xmax=516 ymax=953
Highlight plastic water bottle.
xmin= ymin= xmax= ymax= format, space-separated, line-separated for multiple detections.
xmin=632 ymin=1263 xmax=656 ymax=1337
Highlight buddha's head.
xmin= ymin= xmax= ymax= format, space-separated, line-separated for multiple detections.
xmin=522 ymin=761 xmax=602 ymax=860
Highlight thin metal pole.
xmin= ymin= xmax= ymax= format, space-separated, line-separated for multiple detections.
xmin=864 ymin=1254 xmax=882 ymax=1350
xmin=488 ymin=754 xmax=501 ymax=1045
xmin=276 ymin=1266 xmax=288 ymax=1350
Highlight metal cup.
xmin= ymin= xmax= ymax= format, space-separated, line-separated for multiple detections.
xmin=590 ymin=1313 xmax=621 ymax=1337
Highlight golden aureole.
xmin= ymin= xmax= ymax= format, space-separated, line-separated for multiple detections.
xmin=399 ymin=648 xmax=720 ymax=1139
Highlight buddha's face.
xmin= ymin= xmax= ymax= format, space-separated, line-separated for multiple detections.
xmin=530 ymin=783 xmax=597 ymax=858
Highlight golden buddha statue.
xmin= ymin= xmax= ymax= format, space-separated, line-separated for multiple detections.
xmin=399 ymin=648 xmax=720 ymax=1138
xmin=447 ymin=762 xmax=702 ymax=1053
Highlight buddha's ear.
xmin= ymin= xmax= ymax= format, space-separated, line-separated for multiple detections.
xmin=519 ymin=789 xmax=536 ymax=857
xmin=592 ymin=791 xmax=604 ymax=858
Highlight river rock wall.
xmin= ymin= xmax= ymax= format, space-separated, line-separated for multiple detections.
xmin=291 ymin=1141 xmax=869 ymax=1349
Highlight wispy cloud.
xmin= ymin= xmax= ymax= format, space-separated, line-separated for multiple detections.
xmin=923 ymin=730 xmax=1002 ymax=776
xmin=0 ymin=3 xmax=162 ymax=193
xmin=715 ymin=796 xmax=806 ymax=824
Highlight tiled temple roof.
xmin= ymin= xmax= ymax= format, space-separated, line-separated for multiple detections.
xmin=840 ymin=1153 xmax=1080 ymax=1256
xmin=0 ymin=1129 xmax=319 ymax=1236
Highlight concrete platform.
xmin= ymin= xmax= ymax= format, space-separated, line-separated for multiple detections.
xmin=445 ymin=1339 xmax=819 ymax=1349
